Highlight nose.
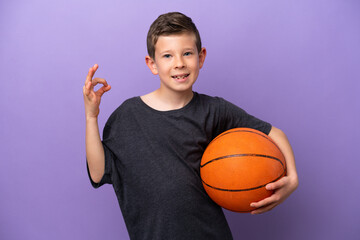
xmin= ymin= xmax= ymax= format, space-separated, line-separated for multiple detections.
xmin=174 ymin=56 xmax=185 ymax=69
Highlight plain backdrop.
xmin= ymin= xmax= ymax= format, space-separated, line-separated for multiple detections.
xmin=1 ymin=0 xmax=359 ymax=239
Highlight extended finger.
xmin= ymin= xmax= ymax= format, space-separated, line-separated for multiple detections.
xmin=85 ymin=64 xmax=99 ymax=85
xmin=83 ymin=81 xmax=92 ymax=96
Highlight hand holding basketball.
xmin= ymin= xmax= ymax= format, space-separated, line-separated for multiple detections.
xmin=83 ymin=64 xmax=111 ymax=119
xmin=250 ymin=175 xmax=298 ymax=215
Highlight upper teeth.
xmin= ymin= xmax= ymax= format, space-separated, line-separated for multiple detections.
xmin=173 ymin=74 xmax=188 ymax=79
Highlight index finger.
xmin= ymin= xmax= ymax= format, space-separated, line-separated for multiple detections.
xmin=85 ymin=64 xmax=99 ymax=84
xmin=266 ymin=176 xmax=286 ymax=191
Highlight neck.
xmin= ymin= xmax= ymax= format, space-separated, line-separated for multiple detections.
xmin=141 ymin=88 xmax=194 ymax=111
xmin=155 ymin=88 xmax=194 ymax=110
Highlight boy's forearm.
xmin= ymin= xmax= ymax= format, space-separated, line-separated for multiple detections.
xmin=250 ymin=126 xmax=298 ymax=214
xmin=268 ymin=126 xmax=298 ymax=180
xmin=86 ymin=117 xmax=105 ymax=183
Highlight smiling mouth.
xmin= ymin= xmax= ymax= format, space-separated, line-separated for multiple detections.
xmin=172 ymin=74 xmax=190 ymax=80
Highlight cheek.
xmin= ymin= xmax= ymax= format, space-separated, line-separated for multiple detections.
xmin=157 ymin=61 xmax=171 ymax=71
xmin=192 ymin=62 xmax=201 ymax=72
xmin=158 ymin=66 xmax=170 ymax=75
xmin=154 ymin=64 xmax=164 ymax=74
xmin=188 ymin=59 xmax=198 ymax=69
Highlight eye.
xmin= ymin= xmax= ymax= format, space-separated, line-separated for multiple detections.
xmin=163 ymin=54 xmax=171 ymax=58
xmin=184 ymin=52 xmax=192 ymax=56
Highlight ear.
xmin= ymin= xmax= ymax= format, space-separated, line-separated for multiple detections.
xmin=145 ymin=56 xmax=158 ymax=75
xmin=198 ymin=47 xmax=207 ymax=69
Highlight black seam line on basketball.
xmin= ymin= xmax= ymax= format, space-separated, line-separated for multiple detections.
xmin=200 ymin=154 xmax=285 ymax=168
xmin=209 ymin=129 xmax=283 ymax=154
xmin=202 ymin=173 xmax=284 ymax=192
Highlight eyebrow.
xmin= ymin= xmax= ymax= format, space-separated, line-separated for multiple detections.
xmin=183 ymin=48 xmax=195 ymax=52
xmin=159 ymin=50 xmax=171 ymax=55
xmin=159 ymin=48 xmax=195 ymax=55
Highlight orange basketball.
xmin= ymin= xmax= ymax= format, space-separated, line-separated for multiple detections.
xmin=200 ymin=128 xmax=286 ymax=212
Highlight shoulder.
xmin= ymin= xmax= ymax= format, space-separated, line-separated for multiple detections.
xmin=195 ymin=92 xmax=228 ymax=108
xmin=119 ymin=96 xmax=140 ymax=109
xmin=196 ymin=92 xmax=220 ymax=103
xmin=115 ymin=97 xmax=139 ymax=112
xmin=105 ymin=97 xmax=140 ymax=125
xmin=195 ymin=92 xmax=250 ymax=121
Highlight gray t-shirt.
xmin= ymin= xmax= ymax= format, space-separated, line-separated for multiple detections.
xmin=87 ymin=92 xmax=271 ymax=240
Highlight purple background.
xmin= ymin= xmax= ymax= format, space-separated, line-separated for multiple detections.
xmin=1 ymin=0 xmax=359 ymax=239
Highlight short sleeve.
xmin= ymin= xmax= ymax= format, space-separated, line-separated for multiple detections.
xmin=86 ymin=142 xmax=114 ymax=188
xmin=218 ymin=97 xmax=272 ymax=135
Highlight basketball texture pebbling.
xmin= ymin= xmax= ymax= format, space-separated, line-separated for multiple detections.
xmin=200 ymin=128 xmax=286 ymax=212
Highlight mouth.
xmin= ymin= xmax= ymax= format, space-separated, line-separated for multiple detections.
xmin=171 ymin=73 xmax=190 ymax=80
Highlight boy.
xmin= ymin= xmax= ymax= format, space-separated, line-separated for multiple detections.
xmin=83 ymin=12 xmax=298 ymax=239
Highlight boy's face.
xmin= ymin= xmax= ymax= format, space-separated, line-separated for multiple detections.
xmin=146 ymin=33 xmax=206 ymax=94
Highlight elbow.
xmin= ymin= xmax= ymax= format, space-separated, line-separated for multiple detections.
xmin=90 ymin=172 xmax=103 ymax=184
xmin=88 ymin=165 xmax=104 ymax=184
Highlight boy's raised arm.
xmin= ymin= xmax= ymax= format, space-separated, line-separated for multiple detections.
xmin=83 ymin=64 xmax=111 ymax=183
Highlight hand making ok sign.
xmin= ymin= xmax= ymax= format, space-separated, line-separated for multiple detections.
xmin=83 ymin=64 xmax=111 ymax=119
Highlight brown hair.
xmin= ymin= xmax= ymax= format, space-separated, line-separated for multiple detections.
xmin=147 ymin=12 xmax=202 ymax=59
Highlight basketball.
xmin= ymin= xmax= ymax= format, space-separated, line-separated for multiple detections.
xmin=200 ymin=128 xmax=286 ymax=212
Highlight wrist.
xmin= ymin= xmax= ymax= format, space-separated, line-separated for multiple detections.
xmin=286 ymin=173 xmax=299 ymax=188
xmin=86 ymin=115 xmax=98 ymax=122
